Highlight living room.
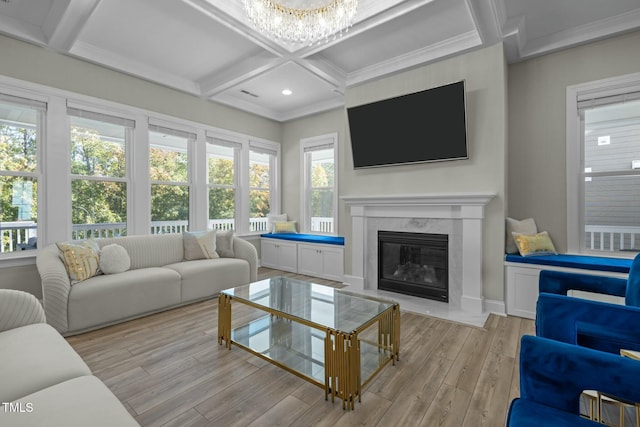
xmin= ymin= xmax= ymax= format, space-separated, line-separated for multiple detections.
xmin=1 ymin=1 xmax=640 ymax=425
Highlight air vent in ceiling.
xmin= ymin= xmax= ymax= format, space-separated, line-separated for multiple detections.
xmin=240 ymin=89 xmax=259 ymax=98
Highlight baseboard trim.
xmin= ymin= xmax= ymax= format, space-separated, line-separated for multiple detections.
xmin=485 ymin=298 xmax=506 ymax=316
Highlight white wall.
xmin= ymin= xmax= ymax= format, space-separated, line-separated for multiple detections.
xmin=282 ymin=43 xmax=509 ymax=302
xmin=508 ymin=30 xmax=640 ymax=253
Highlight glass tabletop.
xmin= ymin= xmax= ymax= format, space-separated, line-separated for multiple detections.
xmin=220 ymin=276 xmax=395 ymax=333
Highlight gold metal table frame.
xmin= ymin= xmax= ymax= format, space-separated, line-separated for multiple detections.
xmin=217 ymin=278 xmax=400 ymax=410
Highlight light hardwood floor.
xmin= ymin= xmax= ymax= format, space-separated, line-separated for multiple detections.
xmin=66 ymin=268 xmax=535 ymax=426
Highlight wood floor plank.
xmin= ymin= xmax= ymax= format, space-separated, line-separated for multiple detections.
xmin=66 ymin=267 xmax=532 ymax=427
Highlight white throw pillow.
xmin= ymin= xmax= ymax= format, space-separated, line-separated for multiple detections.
xmin=99 ymin=244 xmax=131 ymax=274
xmin=267 ymin=213 xmax=287 ymax=233
xmin=183 ymin=230 xmax=219 ymax=260
xmin=505 ymin=217 xmax=537 ymax=254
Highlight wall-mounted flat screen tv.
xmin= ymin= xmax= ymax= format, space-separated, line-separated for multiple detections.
xmin=347 ymin=80 xmax=468 ymax=169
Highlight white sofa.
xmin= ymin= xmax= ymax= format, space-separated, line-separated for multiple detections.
xmin=36 ymin=233 xmax=258 ymax=336
xmin=0 ymin=289 xmax=139 ymax=426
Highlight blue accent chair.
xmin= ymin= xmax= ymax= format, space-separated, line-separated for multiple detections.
xmin=537 ymin=293 xmax=640 ymax=354
xmin=506 ymin=335 xmax=640 ymax=427
xmin=538 ymin=252 xmax=640 ymax=306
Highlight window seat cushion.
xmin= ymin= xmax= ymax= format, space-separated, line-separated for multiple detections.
xmin=505 ymin=253 xmax=632 ymax=273
xmin=261 ymin=233 xmax=344 ymax=246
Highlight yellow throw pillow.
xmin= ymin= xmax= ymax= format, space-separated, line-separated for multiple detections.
xmin=57 ymin=240 xmax=101 ymax=283
xmin=273 ymin=221 xmax=297 ymax=234
xmin=512 ymin=231 xmax=557 ymax=257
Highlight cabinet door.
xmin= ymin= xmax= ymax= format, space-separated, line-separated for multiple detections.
xmin=277 ymin=241 xmax=298 ymax=272
xmin=321 ymin=247 xmax=344 ymax=282
xmin=298 ymin=244 xmax=323 ymax=277
xmin=260 ymin=240 xmax=279 ymax=269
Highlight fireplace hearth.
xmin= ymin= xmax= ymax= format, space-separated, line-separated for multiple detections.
xmin=378 ymin=230 xmax=448 ymax=302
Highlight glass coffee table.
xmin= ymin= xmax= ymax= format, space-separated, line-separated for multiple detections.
xmin=218 ymin=276 xmax=400 ymax=410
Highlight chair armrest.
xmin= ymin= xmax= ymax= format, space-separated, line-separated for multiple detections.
xmin=536 ymin=293 xmax=640 ymax=353
xmin=232 ymin=237 xmax=258 ymax=282
xmin=518 ymin=335 xmax=640 ymax=415
xmin=539 ymin=269 xmax=627 ymax=297
xmin=0 ymin=289 xmax=45 ymax=332
xmin=36 ymin=244 xmax=71 ymax=334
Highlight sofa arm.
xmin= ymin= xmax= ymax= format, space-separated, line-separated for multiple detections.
xmin=539 ymin=269 xmax=627 ymax=297
xmin=36 ymin=244 xmax=71 ymax=334
xmin=0 ymin=289 xmax=45 ymax=332
xmin=233 ymin=237 xmax=258 ymax=282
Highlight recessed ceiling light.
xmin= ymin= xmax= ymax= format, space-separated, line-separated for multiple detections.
xmin=282 ymin=89 xmax=292 ymax=96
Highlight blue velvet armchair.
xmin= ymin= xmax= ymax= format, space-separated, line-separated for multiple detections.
xmin=538 ymin=252 xmax=640 ymax=306
xmin=536 ymin=253 xmax=640 ymax=354
xmin=506 ymin=335 xmax=640 ymax=427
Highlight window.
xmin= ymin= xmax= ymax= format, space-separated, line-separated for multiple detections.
xmin=149 ymin=125 xmax=193 ymax=234
xmin=249 ymin=144 xmax=277 ymax=233
xmin=207 ymin=137 xmax=239 ymax=231
xmin=301 ymin=134 xmax=337 ymax=234
xmin=69 ymin=109 xmax=132 ymax=239
xmin=567 ymin=74 xmax=640 ymax=254
xmin=0 ymin=96 xmax=43 ymax=253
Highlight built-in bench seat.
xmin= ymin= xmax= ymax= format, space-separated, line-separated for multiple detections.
xmin=260 ymin=233 xmax=345 ymax=246
xmin=260 ymin=233 xmax=344 ymax=281
xmin=505 ymin=253 xmax=632 ymax=319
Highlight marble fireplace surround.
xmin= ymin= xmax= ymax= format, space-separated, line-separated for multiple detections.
xmin=341 ymin=193 xmax=496 ymax=316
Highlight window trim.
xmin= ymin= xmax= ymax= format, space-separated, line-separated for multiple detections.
xmin=300 ymin=133 xmax=338 ymax=235
xmin=566 ymin=71 xmax=640 ymax=255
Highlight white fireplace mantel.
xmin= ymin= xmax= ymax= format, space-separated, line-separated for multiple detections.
xmin=341 ymin=192 xmax=496 ymax=315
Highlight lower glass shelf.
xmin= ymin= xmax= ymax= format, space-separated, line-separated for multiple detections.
xmin=231 ymin=315 xmax=393 ymax=386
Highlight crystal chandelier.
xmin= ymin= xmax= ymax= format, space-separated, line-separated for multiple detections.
xmin=243 ymin=0 xmax=358 ymax=45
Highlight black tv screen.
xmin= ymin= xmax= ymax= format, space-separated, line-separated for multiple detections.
xmin=347 ymin=81 xmax=468 ymax=169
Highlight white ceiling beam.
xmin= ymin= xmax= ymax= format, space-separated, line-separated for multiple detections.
xmin=198 ymin=54 xmax=286 ymax=98
xmin=45 ymin=0 xmax=102 ymax=52
xmin=465 ymin=0 xmax=503 ymax=45
xmin=289 ymin=56 xmax=347 ymax=93
xmin=0 ymin=11 xmax=46 ymax=45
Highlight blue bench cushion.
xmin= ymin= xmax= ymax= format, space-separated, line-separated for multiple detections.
xmin=505 ymin=254 xmax=632 ymax=273
xmin=261 ymin=233 xmax=344 ymax=246
xmin=507 ymin=399 xmax=599 ymax=427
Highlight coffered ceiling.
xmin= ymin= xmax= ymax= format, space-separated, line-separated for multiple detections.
xmin=1 ymin=0 xmax=639 ymax=121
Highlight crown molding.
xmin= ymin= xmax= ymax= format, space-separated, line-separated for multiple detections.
xmin=70 ymin=40 xmax=201 ymax=95
xmin=346 ymin=30 xmax=482 ymax=87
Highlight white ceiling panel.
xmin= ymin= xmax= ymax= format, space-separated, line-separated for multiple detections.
xmin=315 ymin=0 xmax=475 ymax=73
xmin=1 ymin=0 xmax=639 ymax=121
xmin=77 ymin=0 xmax=264 ymax=81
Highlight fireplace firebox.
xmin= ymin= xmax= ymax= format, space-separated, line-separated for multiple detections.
xmin=378 ymin=231 xmax=448 ymax=302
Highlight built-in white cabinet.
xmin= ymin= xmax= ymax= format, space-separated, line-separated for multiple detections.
xmin=260 ymin=239 xmax=297 ymax=272
xmin=297 ymin=243 xmax=344 ymax=282
xmin=260 ymin=238 xmax=344 ymax=281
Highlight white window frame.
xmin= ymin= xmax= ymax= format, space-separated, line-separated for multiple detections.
xmin=248 ymin=139 xmax=280 ymax=234
xmin=300 ymin=133 xmax=338 ymax=235
xmin=148 ymin=121 xmax=195 ymax=233
xmin=206 ymin=135 xmax=241 ymax=232
xmin=68 ymin=106 xmax=134 ymax=239
xmin=566 ymin=71 xmax=640 ymax=255
xmin=0 ymin=93 xmax=45 ymax=258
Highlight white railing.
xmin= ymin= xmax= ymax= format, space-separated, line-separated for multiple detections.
xmin=585 ymin=225 xmax=640 ymax=252
xmin=0 ymin=221 xmax=38 ymax=253
xmin=1 ymin=216 xmax=330 ymax=253
xmin=311 ymin=217 xmax=334 ymax=233
xmin=72 ymin=222 xmax=127 ymax=240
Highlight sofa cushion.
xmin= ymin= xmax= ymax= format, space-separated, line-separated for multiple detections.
xmin=0 ymin=323 xmax=91 ymax=402
xmin=96 ymin=234 xmax=183 ymax=269
xmin=68 ymin=267 xmax=181 ymax=332
xmin=183 ymin=230 xmax=219 ymax=260
xmin=165 ymin=258 xmax=250 ymax=302
xmin=507 ymin=398 xmax=598 ymax=426
xmin=0 ymin=375 xmax=139 ymax=427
